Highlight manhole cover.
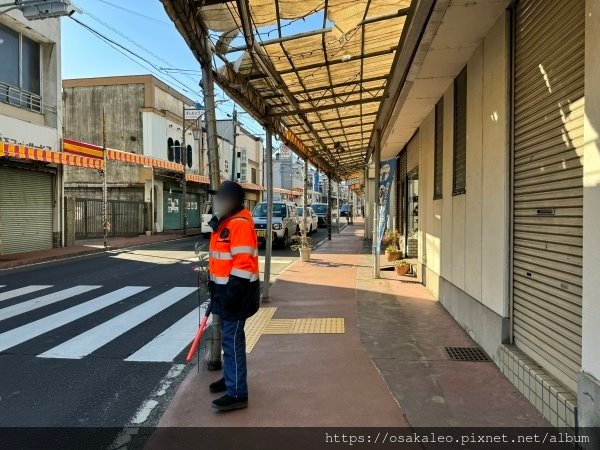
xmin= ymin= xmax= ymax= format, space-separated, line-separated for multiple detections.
xmin=443 ymin=346 xmax=490 ymax=362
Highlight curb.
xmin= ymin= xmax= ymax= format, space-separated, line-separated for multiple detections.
xmin=0 ymin=232 xmax=203 ymax=271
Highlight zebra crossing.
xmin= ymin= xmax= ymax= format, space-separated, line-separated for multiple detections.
xmin=0 ymin=284 xmax=207 ymax=363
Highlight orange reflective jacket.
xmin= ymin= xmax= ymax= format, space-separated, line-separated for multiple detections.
xmin=208 ymin=207 xmax=260 ymax=320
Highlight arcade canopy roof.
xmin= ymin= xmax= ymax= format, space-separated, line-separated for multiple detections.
xmin=161 ymin=0 xmax=413 ymax=179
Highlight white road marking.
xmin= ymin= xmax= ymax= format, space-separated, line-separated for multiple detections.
xmin=0 ymin=286 xmax=149 ymax=353
xmin=0 ymin=285 xmax=53 ymax=302
xmin=39 ymin=287 xmax=197 ymax=359
xmin=130 ymin=365 xmax=184 ymax=425
xmin=126 ymin=305 xmax=206 ymax=362
xmin=0 ymin=286 xmax=102 ymax=322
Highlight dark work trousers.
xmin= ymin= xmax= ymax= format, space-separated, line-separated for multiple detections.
xmin=222 ymin=318 xmax=248 ymax=398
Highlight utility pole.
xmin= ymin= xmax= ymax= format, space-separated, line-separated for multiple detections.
xmin=231 ymin=106 xmax=237 ymax=181
xmin=182 ymin=103 xmax=187 ymax=236
xmin=337 ymin=181 xmax=341 ymax=234
xmin=373 ymin=128 xmax=381 ymax=278
xmin=262 ymin=127 xmax=274 ymax=303
xmin=200 ymin=34 xmax=222 ymax=368
xmin=201 ymin=47 xmax=221 ymax=192
xmin=327 ymin=174 xmax=332 ymax=241
xmin=303 ymin=159 xmax=308 ymax=245
xmin=102 ymin=109 xmax=108 ymax=249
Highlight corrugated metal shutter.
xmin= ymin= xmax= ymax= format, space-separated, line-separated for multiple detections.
xmin=512 ymin=0 xmax=585 ymax=393
xmin=0 ymin=167 xmax=54 ymax=254
xmin=407 ymin=132 xmax=419 ymax=175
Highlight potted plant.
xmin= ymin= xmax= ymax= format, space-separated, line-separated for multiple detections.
xmin=394 ymin=259 xmax=410 ymax=276
xmin=291 ymin=235 xmax=313 ymax=262
xmin=385 ymin=244 xmax=402 ymax=261
xmin=382 ymin=229 xmax=401 ymax=261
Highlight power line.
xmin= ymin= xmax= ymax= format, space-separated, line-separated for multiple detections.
xmin=91 ymin=0 xmax=173 ymax=26
xmin=69 ymin=16 xmax=202 ymax=101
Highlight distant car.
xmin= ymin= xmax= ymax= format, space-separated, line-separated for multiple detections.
xmin=340 ymin=204 xmax=349 ymax=217
xmin=252 ymin=201 xmax=299 ymax=248
xmin=311 ymin=203 xmax=336 ymax=227
xmin=296 ymin=206 xmax=318 ymax=234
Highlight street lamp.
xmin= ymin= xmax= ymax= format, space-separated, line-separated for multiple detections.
xmin=192 ymin=127 xmax=201 ymax=141
xmin=0 ymin=0 xmax=80 ymax=18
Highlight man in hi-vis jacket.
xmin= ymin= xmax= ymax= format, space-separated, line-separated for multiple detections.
xmin=207 ymin=181 xmax=260 ymax=411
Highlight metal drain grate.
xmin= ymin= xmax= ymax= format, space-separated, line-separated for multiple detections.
xmin=443 ymin=346 xmax=490 ymax=362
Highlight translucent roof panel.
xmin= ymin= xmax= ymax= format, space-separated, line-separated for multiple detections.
xmin=164 ymin=0 xmax=412 ymax=178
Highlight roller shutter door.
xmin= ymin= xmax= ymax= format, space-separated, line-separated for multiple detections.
xmin=0 ymin=167 xmax=54 ymax=254
xmin=407 ymin=131 xmax=420 ymax=175
xmin=512 ymin=0 xmax=585 ymax=392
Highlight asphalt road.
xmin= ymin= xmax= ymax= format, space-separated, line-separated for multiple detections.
xmin=0 ymin=226 xmax=329 ymax=442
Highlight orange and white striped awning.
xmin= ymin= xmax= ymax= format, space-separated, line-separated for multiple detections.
xmin=1 ymin=143 xmax=103 ymax=169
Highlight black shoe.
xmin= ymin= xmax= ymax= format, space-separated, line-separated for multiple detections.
xmin=209 ymin=378 xmax=226 ymax=393
xmin=207 ymin=360 xmax=222 ymax=371
xmin=212 ymin=394 xmax=248 ymax=411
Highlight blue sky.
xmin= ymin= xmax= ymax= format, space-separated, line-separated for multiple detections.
xmin=62 ymin=0 xmax=324 ymax=139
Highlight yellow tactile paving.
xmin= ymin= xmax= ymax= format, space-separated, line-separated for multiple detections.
xmin=263 ymin=318 xmax=345 ymax=335
xmin=262 ymin=319 xmax=295 ymax=334
xmin=244 ymin=307 xmax=277 ymax=353
xmin=290 ymin=318 xmax=345 ymax=334
xmin=244 ymin=309 xmax=345 ymax=352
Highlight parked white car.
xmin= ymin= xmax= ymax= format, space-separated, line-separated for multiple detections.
xmin=252 ymin=201 xmax=299 ymax=248
xmin=296 ymin=206 xmax=318 ymax=234
xmin=200 ymin=203 xmax=213 ymax=236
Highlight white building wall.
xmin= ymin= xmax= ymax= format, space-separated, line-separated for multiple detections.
xmin=417 ymin=13 xmax=510 ymax=337
xmin=581 ymin=0 xmax=600 ymax=383
xmin=480 ymin=14 xmax=509 ymax=318
xmin=141 ymin=112 xmax=200 ymax=174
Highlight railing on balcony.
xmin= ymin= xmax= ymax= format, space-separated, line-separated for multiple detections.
xmin=0 ymin=81 xmax=56 ymax=115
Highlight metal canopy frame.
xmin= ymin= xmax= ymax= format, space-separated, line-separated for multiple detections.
xmin=161 ymin=0 xmax=413 ymax=179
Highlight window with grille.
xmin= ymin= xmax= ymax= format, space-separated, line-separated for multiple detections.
xmin=0 ymin=24 xmax=42 ymax=112
xmin=434 ymin=99 xmax=444 ymax=199
xmin=453 ymin=66 xmax=467 ymax=195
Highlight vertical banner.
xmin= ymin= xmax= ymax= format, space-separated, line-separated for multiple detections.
xmin=377 ymin=158 xmax=396 ymax=249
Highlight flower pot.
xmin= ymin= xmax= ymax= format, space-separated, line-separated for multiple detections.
xmin=385 ymin=250 xmax=402 ymax=262
xmin=299 ymin=248 xmax=311 ymax=262
xmin=395 ymin=265 xmax=409 ymax=276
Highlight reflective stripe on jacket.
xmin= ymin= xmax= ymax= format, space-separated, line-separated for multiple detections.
xmin=208 ymin=207 xmax=260 ymax=320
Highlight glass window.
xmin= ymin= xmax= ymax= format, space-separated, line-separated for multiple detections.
xmin=186 ymin=145 xmax=192 ymax=168
xmin=22 ymin=35 xmax=40 ymax=95
xmin=453 ymin=66 xmax=467 ymax=195
xmin=0 ymin=24 xmax=41 ymax=110
xmin=167 ymin=138 xmax=174 ymax=161
xmin=312 ymin=204 xmax=328 ymax=214
xmin=252 ymin=203 xmax=286 ymax=218
xmin=251 ymin=167 xmax=257 ymax=184
xmin=174 ymin=140 xmax=181 ymax=163
xmin=0 ymin=24 xmax=19 ymax=89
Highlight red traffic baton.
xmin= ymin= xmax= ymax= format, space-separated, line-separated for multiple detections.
xmin=186 ymin=297 xmax=213 ymax=363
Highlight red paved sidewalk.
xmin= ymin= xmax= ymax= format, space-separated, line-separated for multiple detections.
xmin=0 ymin=229 xmax=203 ymax=270
xmin=149 ymin=220 xmax=546 ymax=442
